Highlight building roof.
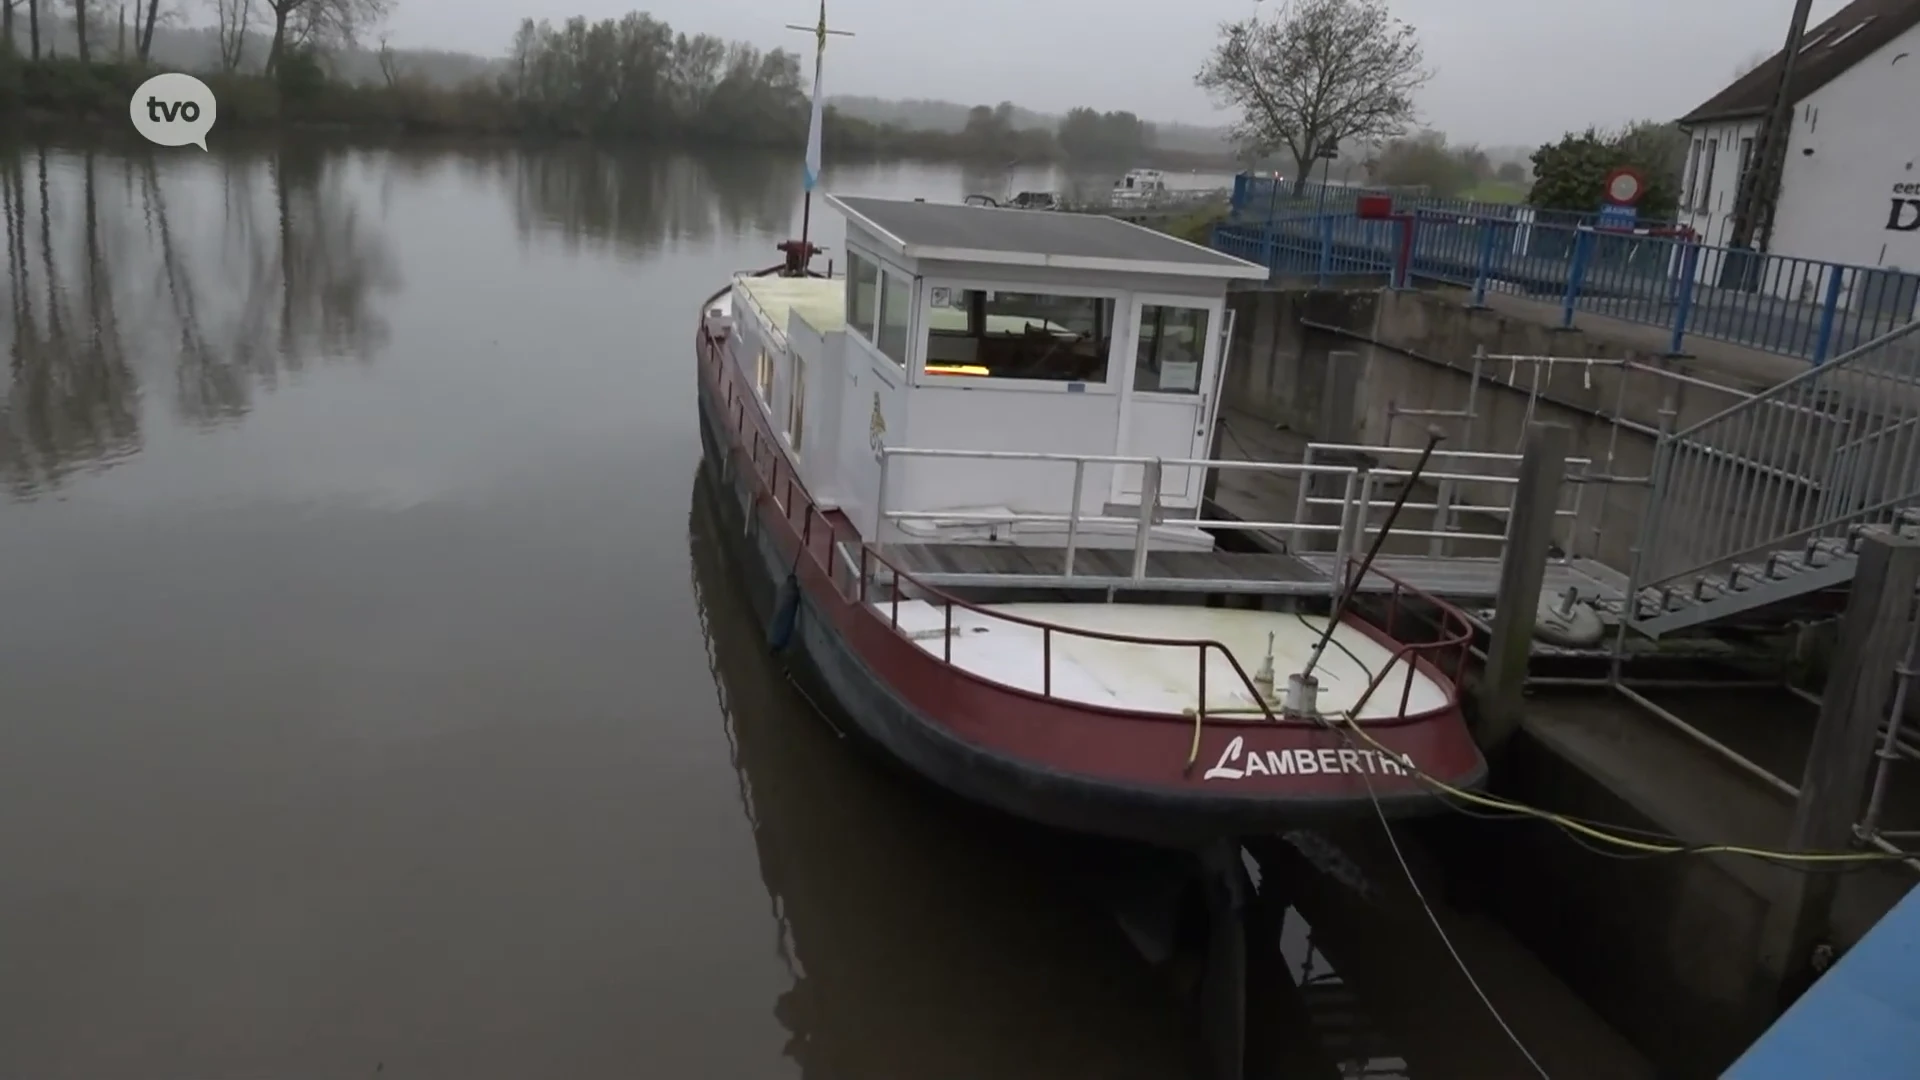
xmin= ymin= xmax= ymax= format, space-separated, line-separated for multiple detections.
xmin=826 ymin=195 xmax=1267 ymax=282
xmin=1680 ymin=0 xmax=1920 ymax=125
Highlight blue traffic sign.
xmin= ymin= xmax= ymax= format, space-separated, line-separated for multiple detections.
xmin=1597 ymin=202 xmax=1639 ymax=230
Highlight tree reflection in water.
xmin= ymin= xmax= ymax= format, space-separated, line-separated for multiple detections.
xmin=0 ymin=137 xmax=398 ymax=497
xmin=486 ymin=143 xmax=799 ymax=256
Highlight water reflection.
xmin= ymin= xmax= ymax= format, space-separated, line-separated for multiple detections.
xmin=0 ymin=147 xmax=141 ymax=495
xmin=501 ymin=145 xmax=798 ymax=256
xmin=0 ymin=138 xmax=397 ymax=496
xmin=688 ymin=465 xmax=1191 ymax=1079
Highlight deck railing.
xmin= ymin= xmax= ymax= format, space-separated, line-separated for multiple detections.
xmin=875 ymin=445 xmax=1367 ymax=582
xmin=1293 ymin=442 xmax=1593 ymax=561
xmin=1337 ymin=556 xmax=1477 ymax=722
xmin=1212 ymin=210 xmax=1920 ymax=365
xmin=874 ymin=442 xmax=1589 ymax=580
xmin=703 ymin=328 xmax=1475 ymax=730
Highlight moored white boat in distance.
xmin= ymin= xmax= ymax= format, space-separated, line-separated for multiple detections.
xmin=692 ymin=193 xmax=1487 ymax=847
xmin=1110 ymin=167 xmax=1170 ymax=207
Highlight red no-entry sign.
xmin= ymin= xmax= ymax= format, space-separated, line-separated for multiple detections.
xmin=1602 ymin=166 xmax=1647 ymax=207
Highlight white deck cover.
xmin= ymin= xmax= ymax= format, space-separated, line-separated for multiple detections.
xmin=878 ymin=601 xmax=1450 ymax=720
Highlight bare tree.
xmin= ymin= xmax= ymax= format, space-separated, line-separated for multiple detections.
xmin=209 ymin=0 xmax=250 ymax=70
xmin=263 ymin=0 xmax=389 ymax=74
xmin=2 ymin=1 xmax=18 ymax=52
xmin=375 ymin=32 xmax=397 ymax=88
xmin=136 ymin=0 xmax=160 ymax=61
xmin=72 ymin=0 xmax=88 ymax=60
xmin=1197 ymin=0 xmax=1430 ymax=190
xmin=25 ymin=0 xmax=36 ymax=60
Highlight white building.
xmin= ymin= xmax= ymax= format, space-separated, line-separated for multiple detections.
xmin=1678 ymin=0 xmax=1920 ymax=295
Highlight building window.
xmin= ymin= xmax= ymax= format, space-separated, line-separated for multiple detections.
xmin=1682 ymin=139 xmax=1703 ymax=210
xmin=923 ymin=288 xmax=1115 ymax=384
xmin=1735 ymin=136 xmax=1755 ymax=201
xmin=787 ymin=355 xmax=807 ymax=454
xmin=847 ymin=252 xmax=880 ymax=340
xmin=876 ymin=270 xmax=911 ymax=367
xmin=1132 ymin=305 xmax=1211 ymax=394
xmin=1697 ymin=139 xmax=1718 ymax=214
xmin=755 ymin=348 xmax=774 ymax=404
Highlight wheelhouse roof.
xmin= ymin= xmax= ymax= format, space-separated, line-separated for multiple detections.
xmin=826 ymin=194 xmax=1266 ymax=282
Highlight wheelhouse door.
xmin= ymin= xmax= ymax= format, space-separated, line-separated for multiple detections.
xmin=1112 ymin=295 xmax=1221 ymax=509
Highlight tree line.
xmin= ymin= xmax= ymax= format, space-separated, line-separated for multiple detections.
xmin=0 ymin=5 xmax=1227 ymax=167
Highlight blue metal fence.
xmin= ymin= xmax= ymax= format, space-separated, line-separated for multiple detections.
xmin=1212 ymin=211 xmax=1920 ymax=365
xmin=1227 ymin=173 xmax=1671 ymax=232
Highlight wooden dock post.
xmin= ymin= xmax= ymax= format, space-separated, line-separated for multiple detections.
xmin=1474 ymin=422 xmax=1569 ymax=748
xmin=1759 ymin=529 xmax=1920 ymax=1005
xmin=1302 ymin=350 xmax=1364 ymax=551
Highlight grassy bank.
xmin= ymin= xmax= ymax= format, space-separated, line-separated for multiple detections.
xmin=0 ymin=53 xmax=1238 ymax=170
xmin=1162 ymin=202 xmax=1230 ymax=246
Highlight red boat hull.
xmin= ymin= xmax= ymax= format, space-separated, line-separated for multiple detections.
xmin=694 ymin=316 xmax=1486 ymax=846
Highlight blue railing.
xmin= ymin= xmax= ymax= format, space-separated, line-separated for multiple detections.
xmin=1212 ymin=211 xmax=1920 ymax=365
xmin=1228 ymin=173 xmax=1674 ymax=232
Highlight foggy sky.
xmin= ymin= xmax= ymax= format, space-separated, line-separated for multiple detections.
xmin=378 ymin=0 xmax=1854 ymax=145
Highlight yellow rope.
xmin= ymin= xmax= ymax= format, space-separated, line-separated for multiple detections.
xmin=1320 ymin=709 xmax=1906 ymax=865
xmin=1176 ymin=692 xmax=1903 ymax=864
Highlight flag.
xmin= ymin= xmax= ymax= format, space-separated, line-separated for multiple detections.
xmin=803 ymin=1 xmax=827 ymax=192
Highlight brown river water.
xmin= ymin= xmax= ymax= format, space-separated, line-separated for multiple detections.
xmin=0 ymin=134 xmax=1652 ymax=1080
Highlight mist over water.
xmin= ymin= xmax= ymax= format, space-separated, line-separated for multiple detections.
xmin=0 ymin=133 xmax=1642 ymax=1079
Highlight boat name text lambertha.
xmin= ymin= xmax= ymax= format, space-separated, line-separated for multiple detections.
xmin=1203 ymin=738 xmax=1416 ymax=781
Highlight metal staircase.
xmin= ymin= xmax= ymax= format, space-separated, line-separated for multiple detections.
xmin=1627 ymin=320 xmax=1920 ymax=638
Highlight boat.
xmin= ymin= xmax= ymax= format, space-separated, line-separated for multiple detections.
xmin=690 ymin=192 xmax=1489 ymax=849
xmin=1111 ymin=167 xmax=1170 ymax=208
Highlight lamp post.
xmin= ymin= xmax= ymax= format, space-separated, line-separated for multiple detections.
xmin=1313 ymin=147 xmax=1339 ymax=216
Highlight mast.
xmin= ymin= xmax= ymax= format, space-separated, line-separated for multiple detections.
xmin=786 ymin=1 xmax=854 ymax=273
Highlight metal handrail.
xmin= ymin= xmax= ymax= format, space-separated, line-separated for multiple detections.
xmin=1337 ymin=558 xmax=1477 ymax=721
xmin=1669 ymin=319 xmax=1920 ymax=440
xmin=1632 ymin=318 xmax=1920 ymax=599
xmin=876 ymin=444 xmax=1369 ymax=581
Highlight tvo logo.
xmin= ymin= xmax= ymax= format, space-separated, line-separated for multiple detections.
xmin=129 ymin=73 xmax=218 ymax=151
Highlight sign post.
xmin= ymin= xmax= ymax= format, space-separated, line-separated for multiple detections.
xmin=1597 ymin=165 xmax=1645 ymax=231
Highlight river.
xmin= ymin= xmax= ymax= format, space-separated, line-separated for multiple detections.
xmin=0 ymin=134 xmax=1651 ymax=1080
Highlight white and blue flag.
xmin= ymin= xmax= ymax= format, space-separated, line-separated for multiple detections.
xmin=803 ymin=1 xmax=828 ymax=192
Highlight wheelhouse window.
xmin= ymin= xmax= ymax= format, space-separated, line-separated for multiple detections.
xmin=1132 ymin=305 xmax=1210 ymax=394
xmin=923 ymin=287 xmax=1115 ymax=384
xmin=787 ymin=355 xmax=807 ymax=454
xmin=877 ymin=270 xmax=911 ymax=367
xmin=847 ymin=252 xmax=880 ymax=340
xmin=755 ymin=348 xmax=774 ymax=404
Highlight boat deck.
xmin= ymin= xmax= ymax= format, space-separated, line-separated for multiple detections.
xmin=878 ymin=601 xmax=1449 ymax=720
xmin=879 ymin=542 xmax=1629 ymax=606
